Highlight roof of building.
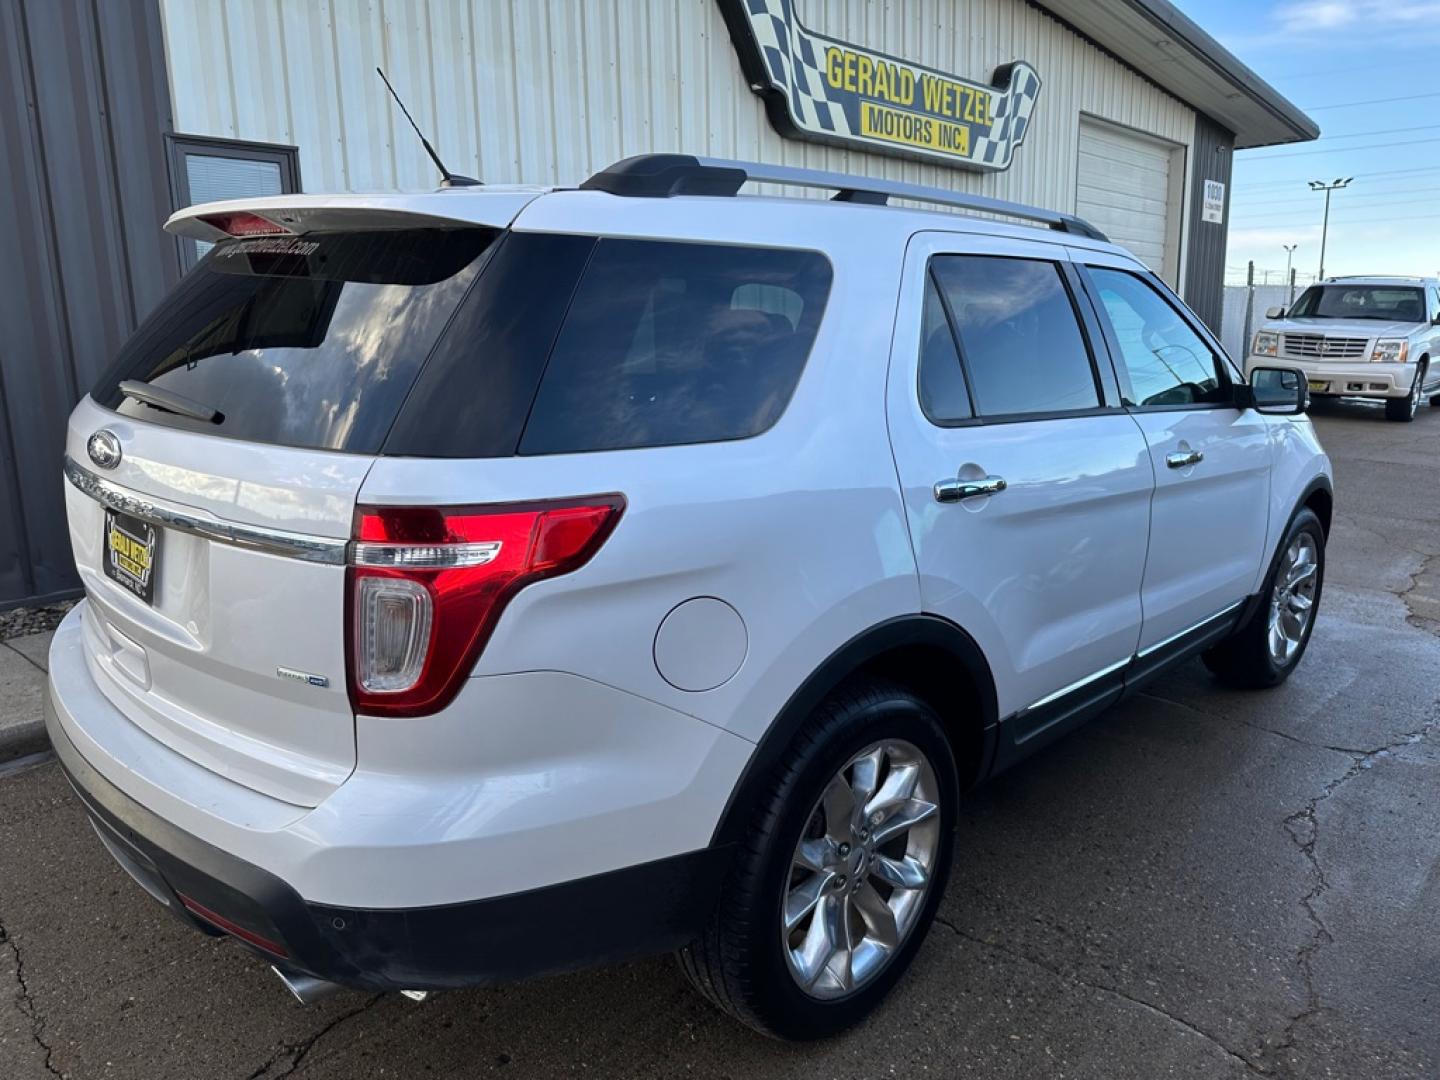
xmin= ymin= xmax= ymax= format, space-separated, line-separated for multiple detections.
xmin=1036 ymin=0 xmax=1319 ymax=148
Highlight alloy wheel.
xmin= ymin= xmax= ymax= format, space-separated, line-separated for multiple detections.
xmin=781 ymin=739 xmax=941 ymax=1000
xmin=1268 ymin=533 xmax=1320 ymax=665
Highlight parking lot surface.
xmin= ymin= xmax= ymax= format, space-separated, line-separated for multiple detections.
xmin=2 ymin=399 xmax=1437 ymax=1080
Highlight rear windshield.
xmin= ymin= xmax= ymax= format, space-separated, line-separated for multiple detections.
xmin=92 ymin=229 xmax=498 ymax=453
xmin=1288 ymin=285 xmax=1426 ymax=322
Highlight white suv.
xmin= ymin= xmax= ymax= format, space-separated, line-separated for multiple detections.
xmin=46 ymin=155 xmax=1333 ymax=1039
xmin=1246 ymin=275 xmax=1440 ymax=422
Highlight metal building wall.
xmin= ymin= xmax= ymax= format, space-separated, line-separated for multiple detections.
xmin=0 ymin=0 xmax=181 ymax=609
xmin=160 ymin=0 xmax=1195 ymax=273
xmin=1184 ymin=112 xmax=1237 ymax=335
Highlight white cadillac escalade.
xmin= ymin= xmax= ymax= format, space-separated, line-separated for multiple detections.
xmin=1246 ymin=275 xmax=1440 ymax=422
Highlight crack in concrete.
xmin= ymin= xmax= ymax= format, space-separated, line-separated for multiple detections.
xmin=0 ymin=914 xmax=62 ymax=1078
xmin=1137 ymin=690 xmax=1374 ymax=757
xmin=244 ymin=993 xmax=385 ymax=1079
xmin=1398 ymin=552 xmax=1440 ymax=636
xmin=933 ymin=914 xmax=1268 ymax=1076
xmin=1262 ymin=711 xmax=1440 ymax=1076
xmin=0 ymin=639 xmax=46 ymax=676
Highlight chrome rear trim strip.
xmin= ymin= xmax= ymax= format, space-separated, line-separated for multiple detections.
xmin=1136 ymin=600 xmax=1244 ymax=659
xmin=1021 ymin=600 xmax=1246 ymax=715
xmin=64 ymin=456 xmax=348 ymax=566
xmin=1021 ymin=658 xmax=1128 ymax=715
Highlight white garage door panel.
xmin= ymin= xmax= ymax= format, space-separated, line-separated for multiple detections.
xmin=1077 ymin=119 xmax=1178 ymax=282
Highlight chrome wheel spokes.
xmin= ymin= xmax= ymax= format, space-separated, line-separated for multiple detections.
xmin=781 ymin=739 xmax=941 ymax=1000
xmin=1268 ymin=533 xmax=1320 ymax=665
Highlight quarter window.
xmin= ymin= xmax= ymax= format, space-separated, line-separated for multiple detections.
xmin=1087 ymin=268 xmax=1226 ymax=408
xmin=929 ymin=256 xmax=1100 ymax=417
xmin=518 ymin=239 xmax=832 ymax=454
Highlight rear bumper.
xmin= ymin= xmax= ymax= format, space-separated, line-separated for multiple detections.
xmin=45 ymin=603 xmax=746 ymax=989
xmin=1246 ymin=356 xmax=1417 ymax=398
xmin=50 ymin=692 xmax=731 ymax=990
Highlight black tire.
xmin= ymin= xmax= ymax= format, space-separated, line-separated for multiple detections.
xmin=678 ymin=679 xmax=959 ymax=1039
xmin=1202 ymin=507 xmax=1325 ymax=688
xmin=1386 ymin=363 xmax=1425 ymax=422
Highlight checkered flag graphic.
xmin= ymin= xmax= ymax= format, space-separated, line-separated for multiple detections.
xmin=973 ymin=63 xmax=1042 ymax=168
xmin=745 ymin=0 xmax=853 ymax=136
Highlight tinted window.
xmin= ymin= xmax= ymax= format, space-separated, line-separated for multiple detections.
xmin=382 ymin=232 xmax=597 ymax=458
xmin=93 ymin=230 xmax=497 ymax=453
xmin=917 ymin=275 xmax=972 ymax=422
xmin=1088 ymin=268 xmax=1225 ymax=408
xmin=930 ymin=256 xmax=1099 ymax=417
xmin=518 ymin=239 xmax=832 ymax=455
xmin=1289 ymin=284 xmax=1426 ymax=322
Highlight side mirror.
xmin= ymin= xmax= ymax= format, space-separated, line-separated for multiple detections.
xmin=1265 ymin=305 xmax=1286 ymax=319
xmin=1249 ymin=366 xmax=1309 ymax=416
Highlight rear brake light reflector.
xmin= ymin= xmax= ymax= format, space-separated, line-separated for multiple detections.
xmin=346 ymin=496 xmax=625 ymax=718
xmin=177 ymin=893 xmax=289 ymax=958
xmin=196 ymin=210 xmax=289 ymax=237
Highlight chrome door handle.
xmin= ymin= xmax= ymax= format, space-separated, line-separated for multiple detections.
xmin=934 ymin=475 xmax=1007 ymax=503
xmin=1166 ymin=450 xmax=1204 ymax=469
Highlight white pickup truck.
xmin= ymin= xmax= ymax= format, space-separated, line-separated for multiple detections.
xmin=1246 ymin=276 xmax=1440 ymax=421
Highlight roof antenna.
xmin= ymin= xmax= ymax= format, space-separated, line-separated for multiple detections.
xmin=375 ymin=67 xmax=480 ymax=188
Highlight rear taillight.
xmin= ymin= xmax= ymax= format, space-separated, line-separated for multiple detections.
xmin=346 ymin=497 xmax=625 ymax=717
xmin=196 ymin=210 xmax=289 ymax=237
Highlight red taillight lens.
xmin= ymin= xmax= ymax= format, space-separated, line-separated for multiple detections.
xmin=196 ymin=210 xmax=289 ymax=236
xmin=346 ymin=497 xmax=625 ymax=717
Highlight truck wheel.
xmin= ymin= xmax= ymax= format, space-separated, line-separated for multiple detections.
xmin=679 ymin=679 xmax=958 ymax=1039
xmin=1386 ymin=365 xmax=1425 ymax=422
xmin=1203 ymin=508 xmax=1325 ymax=688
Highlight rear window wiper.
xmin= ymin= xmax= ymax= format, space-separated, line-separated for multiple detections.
xmin=118 ymin=380 xmax=225 ymax=424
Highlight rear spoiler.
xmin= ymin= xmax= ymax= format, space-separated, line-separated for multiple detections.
xmin=165 ymin=188 xmax=549 ymax=243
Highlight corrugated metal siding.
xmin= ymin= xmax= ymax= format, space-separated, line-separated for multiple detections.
xmin=1184 ymin=113 xmax=1235 ymax=334
xmin=0 ymin=0 xmax=180 ymax=609
xmin=160 ymin=0 xmax=1194 ymax=237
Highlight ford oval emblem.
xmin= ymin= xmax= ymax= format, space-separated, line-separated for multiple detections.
xmin=87 ymin=429 xmax=122 ymax=470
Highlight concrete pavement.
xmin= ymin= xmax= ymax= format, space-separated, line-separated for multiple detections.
xmin=1 ymin=399 xmax=1438 ymax=1079
xmin=0 ymin=633 xmax=50 ymax=762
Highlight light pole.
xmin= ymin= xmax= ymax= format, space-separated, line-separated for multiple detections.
xmin=1283 ymin=244 xmax=1298 ymax=304
xmin=1308 ymin=178 xmax=1352 ymax=280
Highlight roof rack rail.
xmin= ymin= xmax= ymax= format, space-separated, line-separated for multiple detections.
xmin=579 ymin=154 xmax=1109 ymax=242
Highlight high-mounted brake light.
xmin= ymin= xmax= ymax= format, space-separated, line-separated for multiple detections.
xmin=346 ymin=497 xmax=625 ymax=718
xmin=196 ymin=210 xmax=289 ymax=237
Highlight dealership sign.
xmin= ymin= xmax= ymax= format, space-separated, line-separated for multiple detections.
xmin=719 ymin=0 xmax=1041 ymax=172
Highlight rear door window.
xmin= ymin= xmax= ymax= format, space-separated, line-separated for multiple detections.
xmin=92 ymin=229 xmax=498 ymax=453
xmin=928 ymin=255 xmax=1101 ymax=417
xmin=517 ymin=239 xmax=832 ymax=455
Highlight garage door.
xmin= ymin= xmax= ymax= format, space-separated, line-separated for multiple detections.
xmin=1076 ymin=119 xmax=1179 ymax=283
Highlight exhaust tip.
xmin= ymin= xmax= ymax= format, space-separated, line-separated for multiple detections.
xmin=272 ymin=965 xmax=345 ymax=1005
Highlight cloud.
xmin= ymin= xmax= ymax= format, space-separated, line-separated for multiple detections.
xmin=1275 ymin=0 xmax=1440 ymax=30
xmin=1220 ymin=1 xmax=1440 ymax=50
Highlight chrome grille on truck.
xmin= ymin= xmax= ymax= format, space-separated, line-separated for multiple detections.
xmin=1282 ymin=333 xmax=1368 ymax=359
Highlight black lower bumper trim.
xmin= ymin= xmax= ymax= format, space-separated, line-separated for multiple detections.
xmin=50 ymin=713 xmax=732 ymax=990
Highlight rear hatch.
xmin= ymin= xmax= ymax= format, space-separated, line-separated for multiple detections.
xmin=66 ymin=209 xmax=514 ymax=806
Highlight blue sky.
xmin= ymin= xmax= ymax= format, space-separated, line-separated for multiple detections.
xmin=1176 ymin=0 xmax=1440 ymax=286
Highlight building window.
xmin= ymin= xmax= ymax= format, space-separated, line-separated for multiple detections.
xmin=166 ymin=134 xmax=301 ymax=269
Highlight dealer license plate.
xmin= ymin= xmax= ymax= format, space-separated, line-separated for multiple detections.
xmin=103 ymin=510 xmax=159 ymax=605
